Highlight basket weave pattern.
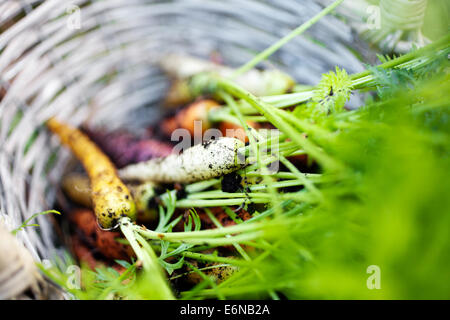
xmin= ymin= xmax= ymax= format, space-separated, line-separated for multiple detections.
xmin=0 ymin=0 xmax=364 ymax=263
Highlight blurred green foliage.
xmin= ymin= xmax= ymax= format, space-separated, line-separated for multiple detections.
xmin=220 ymin=63 xmax=450 ymax=300
xmin=423 ymin=0 xmax=450 ymax=40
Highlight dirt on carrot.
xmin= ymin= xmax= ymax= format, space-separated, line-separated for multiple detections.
xmin=47 ymin=118 xmax=136 ymax=229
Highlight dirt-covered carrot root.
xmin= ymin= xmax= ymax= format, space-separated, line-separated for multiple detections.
xmin=47 ymin=118 xmax=136 ymax=229
xmin=69 ymin=208 xmax=134 ymax=261
xmin=119 ymin=137 xmax=245 ymax=184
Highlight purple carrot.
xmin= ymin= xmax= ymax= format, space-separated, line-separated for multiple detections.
xmin=84 ymin=128 xmax=173 ymax=168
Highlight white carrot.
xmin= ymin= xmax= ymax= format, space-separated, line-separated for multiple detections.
xmin=119 ymin=137 xmax=245 ymax=183
xmin=160 ymin=54 xmax=295 ymax=106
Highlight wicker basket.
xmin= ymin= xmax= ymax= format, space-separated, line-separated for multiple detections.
xmin=0 ymin=0 xmax=368 ymax=299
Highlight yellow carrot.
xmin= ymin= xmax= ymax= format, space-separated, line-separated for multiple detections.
xmin=47 ymin=118 xmax=136 ymax=229
xmin=62 ymin=173 xmax=157 ymax=222
xmin=61 ymin=173 xmax=92 ymax=208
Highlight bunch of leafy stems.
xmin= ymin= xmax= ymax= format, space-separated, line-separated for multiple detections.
xmin=171 ymin=36 xmax=450 ymax=209
xmin=106 ymin=0 xmax=344 ymax=298
xmin=115 ymin=36 xmax=450 ymax=300
xmin=113 ymin=0 xmax=448 ymax=298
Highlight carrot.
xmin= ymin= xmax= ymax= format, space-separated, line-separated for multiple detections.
xmin=160 ymin=54 xmax=295 ymax=107
xmin=69 ymin=209 xmax=134 ymax=261
xmin=219 ymin=120 xmax=260 ymax=143
xmin=161 ymin=99 xmax=259 ymax=142
xmin=61 ymin=173 xmax=92 ymax=208
xmin=70 ymin=235 xmax=128 ymax=273
xmin=84 ymin=128 xmax=173 ymax=168
xmin=161 ymin=99 xmax=220 ymax=137
xmin=47 ymin=118 xmax=136 ymax=229
xmin=62 ymin=173 xmax=157 ymax=222
xmin=119 ymin=137 xmax=245 ymax=184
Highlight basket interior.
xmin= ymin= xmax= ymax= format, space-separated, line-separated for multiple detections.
xmin=0 ymin=0 xmax=366 ymax=261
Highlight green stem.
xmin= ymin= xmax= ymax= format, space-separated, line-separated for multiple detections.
xmin=213 ymin=76 xmax=342 ymax=171
xmin=97 ymin=264 xmax=137 ymax=300
xmin=188 ymin=179 xmax=312 ymax=199
xmin=232 ymin=0 xmax=345 ymax=77
xmin=279 ymin=155 xmax=323 ymax=199
xmin=185 ymin=179 xmax=220 ymax=193
xmin=176 ymin=198 xmax=267 ymax=208
xmin=217 ymin=91 xmax=316 ymax=117
xmin=181 ymin=251 xmax=249 ymax=267
xmin=169 ymin=264 xmax=231 ymax=281
xmin=276 ymin=108 xmax=334 ymax=140
xmin=187 ymin=192 xmax=274 ymax=199
xmin=261 ymin=91 xmax=316 ymax=108
xmin=185 ymin=232 xmax=264 ymax=246
xmin=120 ymin=218 xmax=175 ymax=300
xmin=245 ymin=171 xmax=322 ymax=180
xmin=228 ymin=35 xmax=450 ymax=110
xmin=135 ymin=219 xmax=270 ymax=240
xmin=184 ymin=261 xmax=226 ymax=300
xmin=350 ymin=34 xmax=450 ymax=82
xmin=204 ymin=209 xmax=279 ymax=300
xmin=12 ymin=210 xmax=60 ymax=236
